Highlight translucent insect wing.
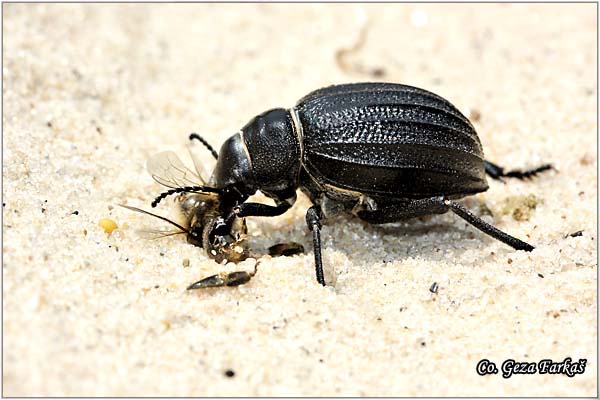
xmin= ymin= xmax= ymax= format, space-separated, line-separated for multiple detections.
xmin=147 ymin=151 xmax=205 ymax=188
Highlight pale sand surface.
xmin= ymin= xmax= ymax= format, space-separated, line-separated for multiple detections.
xmin=2 ymin=3 xmax=597 ymax=396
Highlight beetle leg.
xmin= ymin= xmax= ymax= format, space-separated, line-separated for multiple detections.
xmin=356 ymin=197 xmax=447 ymax=224
xmin=235 ymin=201 xmax=293 ymax=218
xmin=484 ymin=160 xmax=553 ymax=181
xmin=442 ymin=198 xmax=535 ymax=251
xmin=356 ymin=197 xmax=535 ymax=252
xmin=306 ymin=206 xmax=325 ymax=286
xmin=215 ymin=201 xmax=293 ymax=235
xmin=216 ymin=196 xmax=297 ymax=235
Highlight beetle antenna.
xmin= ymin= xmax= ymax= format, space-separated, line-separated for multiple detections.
xmin=145 ymin=230 xmax=187 ymax=240
xmin=151 ymin=185 xmax=222 ymax=208
xmin=119 ymin=204 xmax=191 ymax=234
xmin=189 ymin=133 xmax=219 ymax=159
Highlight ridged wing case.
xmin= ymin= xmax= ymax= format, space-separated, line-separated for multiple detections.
xmin=294 ymin=82 xmax=488 ymax=199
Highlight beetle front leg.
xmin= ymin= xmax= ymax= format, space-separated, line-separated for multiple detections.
xmin=305 ymin=205 xmax=325 ymax=286
xmin=484 ymin=160 xmax=553 ymax=181
xmin=232 ymin=193 xmax=296 ymax=219
xmin=234 ymin=200 xmax=293 ymax=218
xmin=214 ymin=196 xmax=296 ymax=236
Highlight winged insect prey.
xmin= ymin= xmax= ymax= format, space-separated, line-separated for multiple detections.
xmin=121 ymin=149 xmax=253 ymax=288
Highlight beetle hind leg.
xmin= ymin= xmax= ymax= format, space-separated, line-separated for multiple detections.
xmin=356 ymin=197 xmax=535 ymax=252
xmin=355 ymin=197 xmax=448 ymax=224
xmin=442 ymin=198 xmax=534 ymax=251
xmin=484 ymin=160 xmax=553 ymax=181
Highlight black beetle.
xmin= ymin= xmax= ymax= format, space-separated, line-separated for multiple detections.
xmin=153 ymin=82 xmax=552 ymax=287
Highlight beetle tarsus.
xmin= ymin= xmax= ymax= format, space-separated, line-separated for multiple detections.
xmin=443 ymin=198 xmax=535 ymax=252
xmin=306 ymin=206 xmax=325 ymax=286
xmin=484 ymin=160 xmax=553 ymax=181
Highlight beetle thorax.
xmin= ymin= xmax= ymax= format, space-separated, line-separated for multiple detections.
xmin=242 ymin=108 xmax=302 ymax=197
xmin=212 ymin=108 xmax=302 ymax=201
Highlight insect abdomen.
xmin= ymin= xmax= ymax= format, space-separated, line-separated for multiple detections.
xmin=295 ymin=82 xmax=488 ymax=198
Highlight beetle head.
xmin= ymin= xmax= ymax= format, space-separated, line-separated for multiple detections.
xmin=211 ymin=133 xmax=256 ymax=203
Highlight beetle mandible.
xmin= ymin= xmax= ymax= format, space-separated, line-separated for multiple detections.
xmin=154 ymin=82 xmax=552 ymax=286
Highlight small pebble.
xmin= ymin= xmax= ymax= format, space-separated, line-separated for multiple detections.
xmin=224 ymin=369 xmax=235 ymax=378
xmin=99 ymin=218 xmax=118 ymax=234
xmin=468 ymin=108 xmax=482 ymax=122
xmin=429 ymin=282 xmax=439 ymax=294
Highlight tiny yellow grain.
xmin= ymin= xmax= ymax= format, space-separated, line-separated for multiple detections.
xmin=161 ymin=319 xmax=171 ymax=331
xmin=99 ymin=218 xmax=118 ymax=234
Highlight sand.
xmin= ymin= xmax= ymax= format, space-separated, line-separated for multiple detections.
xmin=2 ymin=3 xmax=597 ymax=396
